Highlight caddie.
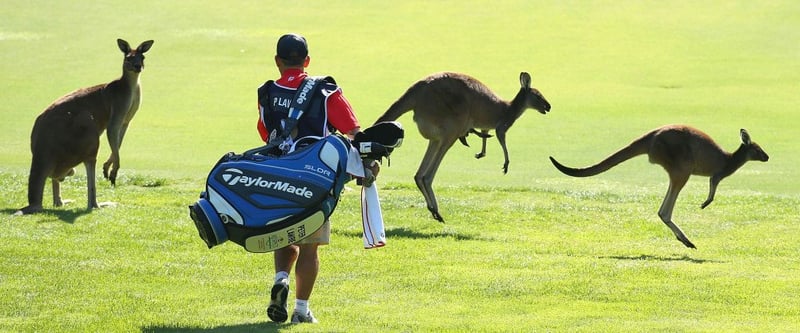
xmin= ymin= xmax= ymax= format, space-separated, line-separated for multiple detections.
xmin=256 ymin=33 xmax=379 ymax=324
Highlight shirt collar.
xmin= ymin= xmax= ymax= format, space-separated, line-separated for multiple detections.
xmin=278 ymin=68 xmax=307 ymax=87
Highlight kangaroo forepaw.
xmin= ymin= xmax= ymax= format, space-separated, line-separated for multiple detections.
xmin=502 ymin=163 xmax=509 ymax=174
xmin=700 ymin=200 xmax=712 ymax=209
xmin=105 ymin=168 xmax=118 ymax=186
xmin=458 ymin=137 xmax=469 ymax=147
xmin=429 ymin=209 xmax=445 ymax=223
xmin=475 ymin=152 xmax=485 ymax=159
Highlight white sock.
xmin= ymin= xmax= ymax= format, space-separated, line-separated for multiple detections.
xmin=275 ymin=271 xmax=289 ymax=283
xmin=294 ymin=299 xmax=309 ymax=315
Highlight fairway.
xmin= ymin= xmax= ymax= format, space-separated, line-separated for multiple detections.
xmin=1 ymin=1 xmax=799 ymax=332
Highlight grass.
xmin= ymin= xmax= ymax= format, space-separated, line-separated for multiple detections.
xmin=1 ymin=0 xmax=799 ymax=332
xmin=1 ymin=176 xmax=798 ymax=332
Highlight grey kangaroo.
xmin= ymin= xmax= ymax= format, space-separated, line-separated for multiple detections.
xmin=15 ymin=39 xmax=154 ymax=215
xmin=549 ymin=125 xmax=769 ymax=248
xmin=375 ymin=72 xmax=551 ymax=222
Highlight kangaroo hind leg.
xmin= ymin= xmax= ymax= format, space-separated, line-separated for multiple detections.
xmin=414 ymin=138 xmax=456 ymax=222
xmin=657 ymin=171 xmax=696 ymax=249
xmin=84 ymin=159 xmax=101 ymax=210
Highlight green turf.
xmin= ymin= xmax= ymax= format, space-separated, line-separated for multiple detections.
xmin=1 ymin=1 xmax=798 ymax=332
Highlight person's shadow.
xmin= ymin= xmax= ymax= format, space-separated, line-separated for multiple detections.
xmin=334 ymin=226 xmax=485 ymax=241
xmin=142 ymin=322 xmax=283 ymax=333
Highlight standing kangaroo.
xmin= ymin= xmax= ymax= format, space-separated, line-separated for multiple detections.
xmin=549 ymin=125 xmax=769 ymax=248
xmin=15 ymin=39 xmax=154 ymax=215
xmin=375 ymin=72 xmax=551 ymax=222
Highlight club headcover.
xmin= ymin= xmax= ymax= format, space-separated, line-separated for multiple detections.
xmin=353 ymin=121 xmax=404 ymax=161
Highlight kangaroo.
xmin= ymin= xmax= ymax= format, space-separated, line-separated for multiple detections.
xmin=15 ymin=39 xmax=154 ymax=215
xmin=549 ymin=125 xmax=769 ymax=248
xmin=375 ymin=72 xmax=551 ymax=222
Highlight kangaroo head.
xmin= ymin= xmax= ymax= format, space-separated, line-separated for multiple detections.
xmin=739 ymin=128 xmax=769 ymax=162
xmin=118 ymin=39 xmax=154 ymax=73
xmin=518 ymin=72 xmax=551 ymax=115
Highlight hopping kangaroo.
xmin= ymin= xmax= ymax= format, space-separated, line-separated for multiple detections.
xmin=375 ymin=72 xmax=551 ymax=222
xmin=15 ymin=39 xmax=154 ymax=215
xmin=549 ymin=125 xmax=769 ymax=248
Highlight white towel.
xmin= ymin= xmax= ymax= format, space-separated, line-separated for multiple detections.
xmin=346 ymin=146 xmax=366 ymax=178
xmin=361 ymin=183 xmax=386 ymax=249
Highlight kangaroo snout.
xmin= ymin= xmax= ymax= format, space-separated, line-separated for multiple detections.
xmin=537 ymin=104 xmax=551 ymax=115
xmin=536 ymin=96 xmax=551 ymax=114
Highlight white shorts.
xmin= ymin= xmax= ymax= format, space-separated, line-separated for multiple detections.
xmin=296 ymin=219 xmax=330 ymax=245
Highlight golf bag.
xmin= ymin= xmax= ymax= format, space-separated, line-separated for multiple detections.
xmin=189 ymin=134 xmax=352 ymax=252
xmin=189 ymin=76 xmax=404 ymax=252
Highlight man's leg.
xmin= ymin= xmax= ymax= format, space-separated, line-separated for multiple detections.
xmin=294 ymin=243 xmax=320 ymax=301
xmin=268 ymin=245 xmax=299 ymax=323
xmin=275 ymin=244 xmax=299 ymax=273
xmin=291 ymin=220 xmax=328 ymax=323
xmin=290 ymin=243 xmax=320 ymax=323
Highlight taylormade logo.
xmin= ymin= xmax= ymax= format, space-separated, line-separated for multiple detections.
xmin=295 ymin=80 xmax=316 ymax=104
xmin=221 ymin=168 xmax=313 ymax=199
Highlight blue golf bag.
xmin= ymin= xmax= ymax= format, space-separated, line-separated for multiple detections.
xmin=189 ymin=134 xmax=352 ymax=252
xmin=189 ymin=121 xmax=404 ymax=253
xmin=189 ymin=75 xmax=404 ymax=252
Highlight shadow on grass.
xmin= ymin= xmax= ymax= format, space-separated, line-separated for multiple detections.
xmin=334 ymin=226 xmax=485 ymax=241
xmin=599 ymin=254 xmax=725 ymax=264
xmin=2 ymin=207 xmax=90 ymax=224
xmin=142 ymin=322 xmax=283 ymax=333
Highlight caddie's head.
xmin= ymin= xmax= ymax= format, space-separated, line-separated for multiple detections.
xmin=276 ymin=33 xmax=310 ymax=69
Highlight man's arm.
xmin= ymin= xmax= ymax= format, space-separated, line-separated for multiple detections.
xmin=326 ymin=90 xmax=360 ymax=137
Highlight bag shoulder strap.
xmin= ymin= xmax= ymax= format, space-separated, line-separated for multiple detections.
xmin=282 ymin=76 xmax=327 ymax=136
xmin=246 ymin=76 xmax=329 ymax=156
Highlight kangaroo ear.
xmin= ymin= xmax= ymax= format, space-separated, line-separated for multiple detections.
xmin=519 ymin=72 xmax=531 ymax=89
xmin=740 ymin=128 xmax=751 ymax=145
xmin=117 ymin=39 xmax=131 ymax=53
xmin=137 ymin=40 xmax=154 ymax=53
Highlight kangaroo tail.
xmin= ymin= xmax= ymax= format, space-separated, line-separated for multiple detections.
xmin=374 ymin=80 xmax=427 ymax=124
xmin=549 ymin=131 xmax=653 ymax=177
xmin=21 ymin=152 xmax=50 ymax=213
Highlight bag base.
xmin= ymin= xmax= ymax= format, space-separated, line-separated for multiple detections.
xmin=242 ymin=211 xmax=326 ymax=252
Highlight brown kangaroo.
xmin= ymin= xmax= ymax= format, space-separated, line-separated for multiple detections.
xmin=15 ymin=39 xmax=154 ymax=215
xmin=549 ymin=125 xmax=769 ymax=248
xmin=375 ymin=72 xmax=551 ymax=222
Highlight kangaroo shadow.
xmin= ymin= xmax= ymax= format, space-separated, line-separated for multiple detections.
xmin=3 ymin=207 xmax=91 ymax=224
xmin=599 ymin=254 xmax=724 ymax=264
xmin=334 ymin=226 xmax=485 ymax=241
xmin=142 ymin=322 xmax=282 ymax=333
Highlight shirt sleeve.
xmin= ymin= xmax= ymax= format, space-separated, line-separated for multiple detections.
xmin=257 ymin=82 xmax=270 ymax=143
xmin=257 ymin=102 xmax=269 ymax=142
xmin=326 ymin=89 xmax=360 ymax=136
